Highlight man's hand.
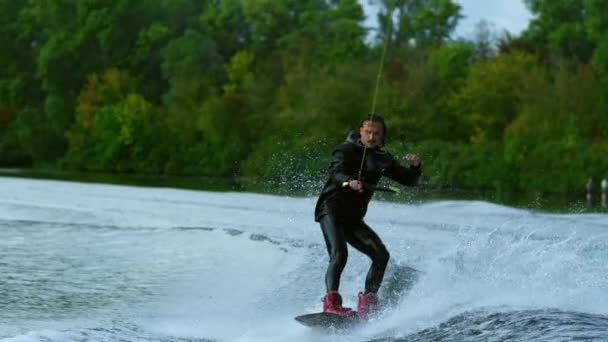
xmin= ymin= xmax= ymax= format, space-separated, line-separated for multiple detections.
xmin=342 ymin=180 xmax=365 ymax=192
xmin=349 ymin=180 xmax=365 ymax=192
xmin=403 ymin=154 xmax=420 ymax=167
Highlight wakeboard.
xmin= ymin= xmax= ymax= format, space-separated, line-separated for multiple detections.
xmin=295 ymin=312 xmax=360 ymax=329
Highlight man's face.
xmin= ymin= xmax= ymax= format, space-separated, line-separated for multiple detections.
xmin=359 ymin=120 xmax=384 ymax=148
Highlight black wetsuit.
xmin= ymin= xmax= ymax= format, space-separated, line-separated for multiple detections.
xmin=315 ymin=132 xmax=421 ymax=293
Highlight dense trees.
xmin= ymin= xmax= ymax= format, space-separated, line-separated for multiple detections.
xmin=0 ymin=0 xmax=606 ymax=195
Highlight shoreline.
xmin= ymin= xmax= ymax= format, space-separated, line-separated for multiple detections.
xmin=1 ymin=168 xmax=603 ymax=214
xmin=0 ymin=167 xmax=240 ymax=192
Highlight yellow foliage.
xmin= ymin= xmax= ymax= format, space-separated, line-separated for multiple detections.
xmin=114 ymin=94 xmax=152 ymax=146
xmin=223 ymin=50 xmax=255 ymax=95
xmin=75 ymin=68 xmax=132 ymax=131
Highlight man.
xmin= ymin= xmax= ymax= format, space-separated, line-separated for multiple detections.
xmin=314 ymin=114 xmax=421 ymax=319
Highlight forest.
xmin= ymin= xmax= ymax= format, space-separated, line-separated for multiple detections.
xmin=1 ymin=0 xmax=607 ymax=196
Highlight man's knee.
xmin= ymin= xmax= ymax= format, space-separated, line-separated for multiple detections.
xmin=330 ymin=249 xmax=348 ymax=266
xmin=375 ymin=248 xmax=390 ymax=266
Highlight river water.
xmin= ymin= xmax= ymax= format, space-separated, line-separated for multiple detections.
xmin=1 ymin=176 xmax=607 ymax=341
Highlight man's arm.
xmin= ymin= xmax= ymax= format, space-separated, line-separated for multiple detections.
xmin=329 ymin=149 xmax=352 ymax=186
xmin=329 ymin=148 xmax=366 ymax=192
xmin=383 ymin=153 xmax=421 ymax=187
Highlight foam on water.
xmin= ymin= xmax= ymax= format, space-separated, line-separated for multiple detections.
xmin=1 ymin=176 xmax=607 ymax=341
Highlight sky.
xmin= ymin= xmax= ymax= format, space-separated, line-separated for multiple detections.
xmin=452 ymin=0 xmax=534 ymax=38
xmin=362 ymin=0 xmax=535 ymax=39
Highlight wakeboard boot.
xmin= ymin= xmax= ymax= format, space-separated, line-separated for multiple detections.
xmin=357 ymin=292 xmax=379 ymax=319
xmin=322 ymin=291 xmax=357 ymax=317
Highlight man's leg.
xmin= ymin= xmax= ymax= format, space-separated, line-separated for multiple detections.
xmin=319 ymin=214 xmax=348 ymax=292
xmin=346 ymin=221 xmax=390 ymax=294
xmin=319 ymin=215 xmax=356 ymax=316
xmin=346 ymin=221 xmax=390 ymax=318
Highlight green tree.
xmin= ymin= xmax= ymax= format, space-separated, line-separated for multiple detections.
xmin=65 ymin=68 xmax=166 ymax=172
xmin=427 ymin=43 xmax=474 ymax=140
xmin=161 ymin=29 xmax=224 ymax=140
xmin=523 ymin=0 xmax=595 ymax=63
xmin=449 ymin=52 xmax=545 ymax=144
xmin=0 ymin=0 xmax=41 ymax=165
xmin=584 ymin=0 xmax=608 ymax=83
xmin=278 ymin=0 xmax=366 ymax=68
xmin=200 ymin=0 xmax=250 ymax=58
xmin=375 ymin=0 xmax=462 ymax=48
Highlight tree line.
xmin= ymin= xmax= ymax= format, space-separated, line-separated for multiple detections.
xmin=0 ymin=0 xmax=607 ymax=196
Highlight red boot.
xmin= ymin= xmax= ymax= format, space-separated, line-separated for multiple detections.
xmin=357 ymin=292 xmax=379 ymax=319
xmin=323 ymin=291 xmax=356 ymax=317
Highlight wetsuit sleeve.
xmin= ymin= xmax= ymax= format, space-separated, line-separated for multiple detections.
xmin=382 ymin=154 xmax=421 ymax=187
xmin=329 ymin=149 xmax=354 ymax=186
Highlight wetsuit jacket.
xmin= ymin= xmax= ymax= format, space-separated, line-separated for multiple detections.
xmin=315 ymin=132 xmax=421 ymax=223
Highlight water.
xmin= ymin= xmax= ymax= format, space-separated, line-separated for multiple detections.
xmin=1 ymin=176 xmax=607 ymax=341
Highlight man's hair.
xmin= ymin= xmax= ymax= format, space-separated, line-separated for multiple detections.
xmin=358 ymin=113 xmax=387 ymax=145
